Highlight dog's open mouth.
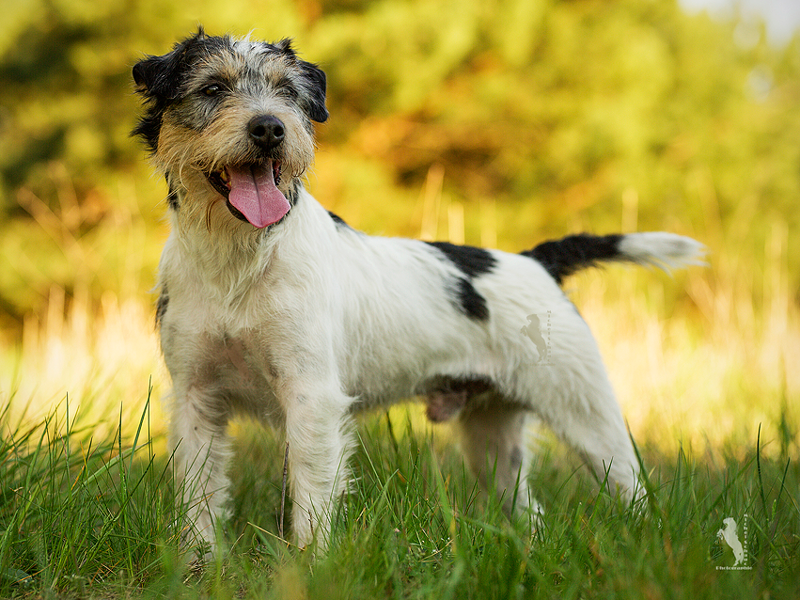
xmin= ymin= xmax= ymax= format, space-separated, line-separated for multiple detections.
xmin=207 ymin=160 xmax=289 ymax=228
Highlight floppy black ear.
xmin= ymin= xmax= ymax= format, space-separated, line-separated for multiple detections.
xmin=133 ymin=28 xmax=209 ymax=99
xmin=133 ymin=52 xmax=183 ymax=100
xmin=270 ymin=38 xmax=328 ymax=122
xmin=133 ymin=29 xmax=214 ymax=153
xmin=300 ymin=61 xmax=329 ymax=123
xmin=133 ymin=53 xmax=183 ymax=100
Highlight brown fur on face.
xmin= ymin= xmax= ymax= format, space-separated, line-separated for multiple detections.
xmin=133 ymin=30 xmax=327 ymax=233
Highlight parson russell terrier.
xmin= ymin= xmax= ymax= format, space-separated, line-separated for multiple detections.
xmin=132 ymin=29 xmax=704 ymax=555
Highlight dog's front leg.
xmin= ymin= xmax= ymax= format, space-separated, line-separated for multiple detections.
xmin=169 ymin=384 xmax=232 ymax=558
xmin=282 ymin=388 xmax=353 ymax=550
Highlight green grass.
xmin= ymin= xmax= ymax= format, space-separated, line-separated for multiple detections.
xmin=0 ymin=393 xmax=798 ymax=599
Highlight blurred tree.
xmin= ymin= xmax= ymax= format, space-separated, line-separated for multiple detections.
xmin=0 ymin=0 xmax=797 ymax=327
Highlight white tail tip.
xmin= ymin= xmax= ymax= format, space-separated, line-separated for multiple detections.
xmin=618 ymin=232 xmax=707 ymax=271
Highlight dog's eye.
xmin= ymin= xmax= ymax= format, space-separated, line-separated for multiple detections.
xmin=201 ymin=84 xmax=223 ymax=97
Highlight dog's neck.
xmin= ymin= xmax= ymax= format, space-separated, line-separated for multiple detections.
xmin=164 ymin=178 xmax=291 ymax=298
xmin=160 ymin=176 xmax=330 ymax=312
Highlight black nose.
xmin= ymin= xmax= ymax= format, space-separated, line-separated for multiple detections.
xmin=248 ymin=115 xmax=285 ymax=150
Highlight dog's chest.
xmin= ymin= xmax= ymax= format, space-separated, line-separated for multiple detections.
xmin=160 ymin=296 xmax=284 ymax=418
xmin=198 ymin=329 xmax=283 ymax=418
xmin=218 ymin=335 xmax=258 ymax=384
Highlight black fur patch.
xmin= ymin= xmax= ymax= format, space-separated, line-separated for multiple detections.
xmin=455 ymin=277 xmax=490 ymax=321
xmin=288 ymin=179 xmax=302 ymax=206
xmin=156 ymin=286 xmax=168 ymax=327
xmin=522 ymin=233 xmax=623 ymax=285
xmin=426 ymin=241 xmax=494 ymax=321
xmin=328 ymin=211 xmax=349 ymax=228
xmin=425 ymin=241 xmax=497 ymax=278
xmin=166 ymin=181 xmax=180 ymax=210
xmin=298 ymin=60 xmax=329 ymax=123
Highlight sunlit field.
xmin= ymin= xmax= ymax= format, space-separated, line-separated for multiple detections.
xmin=1 ymin=0 xmax=799 ymax=597
xmin=1 ymin=186 xmax=798 ymax=598
xmin=5 ymin=178 xmax=797 ymax=456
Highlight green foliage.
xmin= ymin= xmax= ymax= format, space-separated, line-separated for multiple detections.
xmin=0 ymin=0 xmax=798 ymax=324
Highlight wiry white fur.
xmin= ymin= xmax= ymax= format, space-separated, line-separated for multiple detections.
xmin=618 ymin=232 xmax=707 ymax=271
xmin=158 ymin=184 xmax=702 ymax=554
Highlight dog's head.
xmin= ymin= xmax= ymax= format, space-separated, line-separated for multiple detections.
xmin=133 ymin=28 xmax=327 ymax=230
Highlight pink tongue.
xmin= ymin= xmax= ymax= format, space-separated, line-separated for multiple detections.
xmin=227 ymin=162 xmax=290 ymax=228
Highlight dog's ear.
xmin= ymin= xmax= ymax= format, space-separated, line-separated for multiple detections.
xmin=273 ymin=38 xmax=295 ymax=55
xmin=133 ymin=52 xmax=182 ymax=100
xmin=299 ymin=61 xmax=329 ymax=123
xmin=133 ymin=29 xmax=215 ymax=152
xmin=270 ymin=38 xmax=328 ymax=123
xmin=133 ymin=29 xmax=209 ymax=99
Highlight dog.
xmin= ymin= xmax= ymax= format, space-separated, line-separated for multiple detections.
xmin=133 ymin=29 xmax=704 ymax=555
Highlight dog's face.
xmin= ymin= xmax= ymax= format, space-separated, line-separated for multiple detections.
xmin=133 ymin=29 xmax=327 ymax=229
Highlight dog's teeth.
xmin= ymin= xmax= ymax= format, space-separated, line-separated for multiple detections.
xmin=220 ymin=169 xmax=230 ymax=184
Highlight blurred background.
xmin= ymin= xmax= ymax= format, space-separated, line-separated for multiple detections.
xmin=0 ymin=0 xmax=797 ymax=455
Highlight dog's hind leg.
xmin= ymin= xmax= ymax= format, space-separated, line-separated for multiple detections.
xmin=542 ymin=370 xmax=642 ymax=503
xmin=457 ymin=400 xmax=543 ymax=520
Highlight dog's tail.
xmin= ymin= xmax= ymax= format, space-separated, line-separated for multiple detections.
xmin=522 ymin=232 xmax=705 ymax=284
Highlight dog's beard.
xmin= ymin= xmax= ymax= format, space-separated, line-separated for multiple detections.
xmin=206 ymin=161 xmax=289 ymax=228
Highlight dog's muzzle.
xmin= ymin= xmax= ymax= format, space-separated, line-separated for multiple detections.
xmin=206 ymin=116 xmax=289 ymax=228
